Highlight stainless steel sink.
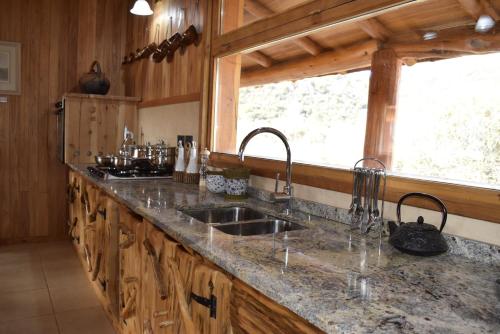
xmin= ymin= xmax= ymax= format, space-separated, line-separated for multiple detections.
xmin=213 ymin=219 xmax=305 ymax=236
xmin=182 ymin=206 xmax=268 ymax=224
xmin=182 ymin=206 xmax=306 ymax=236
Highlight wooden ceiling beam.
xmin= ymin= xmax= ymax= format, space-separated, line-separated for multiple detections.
xmin=480 ymin=0 xmax=500 ymax=20
xmin=387 ymin=27 xmax=500 ymax=60
xmin=357 ymin=18 xmax=392 ymax=41
xmin=457 ymin=0 xmax=500 ymax=20
xmin=244 ymin=51 xmax=273 ymax=67
xmin=244 ymin=0 xmax=323 ymax=55
xmin=240 ymin=40 xmax=378 ymax=87
xmin=244 ymin=0 xmax=274 ymax=17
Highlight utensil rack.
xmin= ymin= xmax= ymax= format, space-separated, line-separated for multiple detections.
xmin=349 ymin=158 xmax=387 ymax=235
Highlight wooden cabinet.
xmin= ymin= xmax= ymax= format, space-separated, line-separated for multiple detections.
xmin=69 ymin=171 xmax=323 ymax=334
xmin=64 ymin=94 xmax=139 ymax=164
xmin=119 ymin=206 xmax=145 ymax=334
xmin=68 ymin=171 xmax=86 ymax=251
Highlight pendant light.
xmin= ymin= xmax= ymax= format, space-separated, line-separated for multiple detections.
xmin=130 ymin=0 xmax=153 ymax=16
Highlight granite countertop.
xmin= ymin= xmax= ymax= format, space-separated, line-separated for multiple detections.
xmin=70 ymin=164 xmax=500 ymax=334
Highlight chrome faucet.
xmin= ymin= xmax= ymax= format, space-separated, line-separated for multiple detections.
xmin=238 ymin=127 xmax=293 ymax=205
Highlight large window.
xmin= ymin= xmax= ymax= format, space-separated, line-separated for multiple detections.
xmin=393 ymin=54 xmax=500 ymax=187
xmin=237 ymin=71 xmax=369 ymax=168
xmin=210 ymin=0 xmax=500 ymax=222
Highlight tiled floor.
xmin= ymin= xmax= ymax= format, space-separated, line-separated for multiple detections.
xmin=0 ymin=241 xmax=116 ymax=334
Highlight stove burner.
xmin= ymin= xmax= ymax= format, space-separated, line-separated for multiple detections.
xmin=87 ymin=165 xmax=173 ymax=180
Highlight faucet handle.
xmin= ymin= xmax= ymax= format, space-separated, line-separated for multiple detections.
xmin=274 ymin=172 xmax=280 ymax=193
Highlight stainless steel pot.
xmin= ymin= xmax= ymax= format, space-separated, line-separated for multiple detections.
xmin=112 ymin=156 xmax=133 ymax=168
xmin=95 ymin=155 xmax=115 ymax=167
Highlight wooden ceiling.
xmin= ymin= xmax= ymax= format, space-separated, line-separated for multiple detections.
xmin=239 ymin=0 xmax=500 ymax=85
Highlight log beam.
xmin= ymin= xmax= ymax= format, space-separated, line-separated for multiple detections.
xmin=215 ymin=0 xmax=244 ymax=153
xmin=363 ymin=49 xmax=402 ymax=168
xmin=357 ymin=18 xmax=392 ymax=41
xmin=240 ymin=40 xmax=378 ymax=87
xmin=387 ymin=27 xmax=500 ymax=60
xmin=244 ymin=0 xmax=323 ymax=55
xmin=457 ymin=0 xmax=500 ymax=20
xmin=244 ymin=51 xmax=273 ymax=68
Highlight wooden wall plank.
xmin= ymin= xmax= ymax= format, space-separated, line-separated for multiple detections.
xmin=0 ymin=0 xmax=127 ymax=243
xmin=124 ymin=0 xmax=207 ymax=103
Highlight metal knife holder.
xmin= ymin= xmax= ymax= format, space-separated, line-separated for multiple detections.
xmin=349 ymin=158 xmax=387 ymax=235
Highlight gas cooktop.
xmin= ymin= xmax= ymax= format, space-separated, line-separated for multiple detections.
xmin=87 ymin=165 xmax=173 ymax=180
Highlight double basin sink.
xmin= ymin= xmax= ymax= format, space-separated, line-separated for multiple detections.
xmin=182 ymin=206 xmax=305 ymax=236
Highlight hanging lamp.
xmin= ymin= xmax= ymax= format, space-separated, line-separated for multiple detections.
xmin=130 ymin=0 xmax=153 ymax=16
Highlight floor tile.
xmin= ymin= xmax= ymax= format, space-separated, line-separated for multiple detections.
xmin=0 ymin=262 xmax=46 ymax=293
xmin=56 ymin=307 xmax=116 ymax=334
xmin=0 ymin=289 xmax=53 ymax=322
xmin=0 ymin=243 xmax=40 ymax=266
xmin=50 ymin=281 xmax=100 ymax=313
xmin=38 ymin=241 xmax=79 ymax=264
xmin=0 ymin=315 xmax=59 ymax=334
xmin=44 ymin=265 xmax=89 ymax=289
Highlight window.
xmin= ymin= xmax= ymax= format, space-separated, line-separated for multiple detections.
xmin=237 ymin=71 xmax=369 ymax=168
xmin=393 ymin=54 xmax=500 ymax=187
xmin=209 ymin=0 xmax=500 ymax=222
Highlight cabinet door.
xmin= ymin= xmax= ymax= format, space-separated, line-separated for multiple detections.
xmin=119 ymin=207 xmax=145 ymax=334
xmin=64 ymin=97 xmax=137 ymax=163
xmin=78 ymin=99 xmax=138 ymax=163
xmin=83 ymin=185 xmax=101 ymax=273
xmin=67 ymin=171 xmax=79 ymax=244
xmin=104 ymin=198 xmax=120 ymax=318
xmin=191 ymin=264 xmax=233 ymax=334
xmin=141 ymin=224 xmax=178 ymax=334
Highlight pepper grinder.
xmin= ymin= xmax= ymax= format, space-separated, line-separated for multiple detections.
xmin=199 ymin=147 xmax=210 ymax=188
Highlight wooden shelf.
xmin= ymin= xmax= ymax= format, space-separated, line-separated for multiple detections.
xmin=64 ymin=93 xmax=141 ymax=102
xmin=138 ymin=93 xmax=201 ymax=109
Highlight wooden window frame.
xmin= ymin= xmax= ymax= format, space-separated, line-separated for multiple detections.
xmin=203 ymin=0 xmax=500 ymax=224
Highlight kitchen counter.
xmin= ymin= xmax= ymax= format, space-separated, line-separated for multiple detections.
xmin=69 ymin=164 xmax=500 ymax=334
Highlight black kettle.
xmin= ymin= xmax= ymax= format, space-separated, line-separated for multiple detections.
xmin=388 ymin=192 xmax=448 ymax=256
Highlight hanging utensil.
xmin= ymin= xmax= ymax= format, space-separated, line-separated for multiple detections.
xmin=166 ymin=7 xmax=185 ymax=63
xmin=349 ymin=167 xmax=361 ymax=224
xmin=153 ymin=18 xmax=172 ymax=63
xmin=180 ymin=0 xmax=200 ymax=54
xmin=360 ymin=170 xmax=374 ymax=233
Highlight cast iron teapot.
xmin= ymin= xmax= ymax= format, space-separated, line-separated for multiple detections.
xmin=388 ymin=192 xmax=448 ymax=256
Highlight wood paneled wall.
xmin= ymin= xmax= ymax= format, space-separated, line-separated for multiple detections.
xmin=77 ymin=0 xmax=128 ymax=96
xmin=124 ymin=0 xmax=207 ymax=102
xmin=0 ymin=0 xmax=127 ymax=243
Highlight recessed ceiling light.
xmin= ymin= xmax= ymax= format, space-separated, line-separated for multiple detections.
xmin=475 ymin=15 xmax=495 ymax=33
xmin=422 ymin=31 xmax=438 ymax=40
xmin=130 ymin=0 xmax=153 ymax=16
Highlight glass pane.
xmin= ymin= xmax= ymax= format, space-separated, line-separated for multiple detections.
xmin=392 ymin=53 xmax=500 ymax=187
xmin=236 ymin=72 xmax=369 ymax=168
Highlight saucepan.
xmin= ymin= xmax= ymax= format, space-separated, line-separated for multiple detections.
xmin=95 ymin=155 xmax=115 ymax=167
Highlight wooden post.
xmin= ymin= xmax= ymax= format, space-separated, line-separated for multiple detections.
xmin=214 ymin=0 xmax=244 ymax=153
xmin=363 ymin=48 xmax=402 ymax=169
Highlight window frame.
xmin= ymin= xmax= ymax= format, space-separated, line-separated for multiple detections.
xmin=203 ymin=0 xmax=500 ymax=224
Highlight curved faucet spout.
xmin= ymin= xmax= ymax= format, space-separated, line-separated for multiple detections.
xmin=238 ymin=127 xmax=292 ymax=197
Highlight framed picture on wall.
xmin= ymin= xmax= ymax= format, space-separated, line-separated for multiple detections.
xmin=0 ymin=41 xmax=21 ymax=95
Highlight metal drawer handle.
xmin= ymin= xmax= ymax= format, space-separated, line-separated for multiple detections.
xmin=191 ymin=281 xmax=217 ymax=319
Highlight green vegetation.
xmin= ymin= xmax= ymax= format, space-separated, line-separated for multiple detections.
xmin=237 ymin=53 xmax=500 ymax=187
